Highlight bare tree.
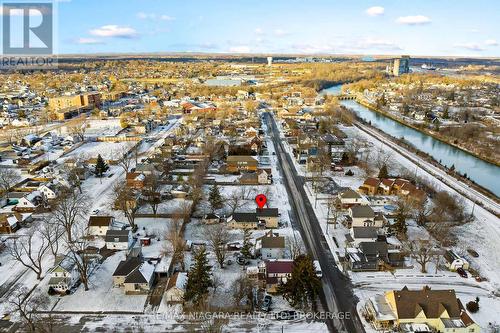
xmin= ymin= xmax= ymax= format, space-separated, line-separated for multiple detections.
xmin=143 ymin=172 xmax=162 ymax=215
xmin=66 ymin=116 xmax=88 ymax=141
xmin=39 ymin=221 xmax=64 ymax=263
xmin=212 ymin=273 xmax=223 ymax=295
xmin=206 ymin=223 xmax=231 ymax=268
xmin=164 ymin=215 xmax=185 ymax=271
xmin=231 ymin=274 xmax=254 ymax=308
xmin=50 ymin=188 xmax=88 ymax=242
xmin=111 ymin=182 xmax=138 ymax=230
xmin=227 ymin=190 xmax=245 ymax=216
xmin=115 ymin=144 xmax=135 ymax=173
xmin=286 ymin=233 xmax=305 ymax=260
xmin=405 ymin=239 xmax=437 ymax=273
xmin=8 ymin=227 xmax=51 ymax=280
xmin=0 ymin=168 xmax=20 ymax=196
xmin=8 ymin=287 xmax=49 ymax=332
xmin=66 ymin=228 xmax=97 ymax=291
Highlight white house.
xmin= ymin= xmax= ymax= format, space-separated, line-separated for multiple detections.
xmin=88 ymin=216 xmax=114 ymax=236
xmin=337 ymin=189 xmax=368 ymax=209
xmin=258 ymin=232 xmax=286 ymax=259
xmin=38 ymin=183 xmax=58 ymax=200
xmin=48 ymin=254 xmax=80 ymax=293
xmin=444 ymin=250 xmax=469 ymax=271
xmin=257 ymin=170 xmax=271 ymax=184
xmin=164 ymin=272 xmax=187 ymax=303
xmin=15 ymin=191 xmax=42 ymax=212
xmin=349 ymin=206 xmax=382 ymax=228
xmin=105 ymin=229 xmax=133 ymax=250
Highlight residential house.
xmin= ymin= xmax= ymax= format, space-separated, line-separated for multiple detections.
xmin=227 ymin=212 xmax=260 ymax=229
xmin=48 ymin=254 xmax=80 ymax=293
xmin=0 ymin=212 xmax=32 ymax=234
xmin=366 ymin=286 xmax=480 ymax=332
xmin=164 ymin=272 xmax=187 ymax=303
xmin=346 ymin=241 xmax=390 ymax=271
xmin=38 ymin=183 xmax=58 ymax=201
xmin=358 ymin=178 xmax=381 ymax=196
xmin=337 ymin=188 xmax=367 ymax=209
xmin=226 ymin=155 xmax=258 ymax=173
xmin=261 ymin=259 xmax=294 ymax=293
xmin=202 ymin=213 xmax=220 ymax=225
xmin=112 ymin=257 xmax=156 ymax=294
xmin=349 ymin=206 xmax=378 ymax=228
xmin=258 ymin=232 xmax=286 ymax=259
xmin=105 ymin=229 xmax=133 ymax=251
xmin=14 ymin=191 xmax=43 ymax=212
xmin=346 ymin=227 xmax=380 ymax=248
xmin=257 ymin=169 xmax=271 ymax=184
xmin=88 ymin=215 xmax=115 ymax=236
xmin=256 ymin=208 xmax=279 ymax=228
xmin=126 ymin=172 xmax=145 ymax=189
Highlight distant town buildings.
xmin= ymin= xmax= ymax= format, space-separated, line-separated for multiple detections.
xmin=387 ymin=56 xmax=410 ymax=76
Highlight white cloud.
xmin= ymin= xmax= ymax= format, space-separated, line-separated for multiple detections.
xmin=396 ymin=15 xmax=431 ymax=25
xmin=274 ymin=29 xmax=290 ymax=37
xmin=485 ymin=39 xmax=498 ymax=46
xmin=365 ymin=6 xmax=384 ymax=17
xmin=159 ymin=15 xmax=175 ymax=21
xmin=77 ymin=37 xmax=104 ymax=45
xmin=254 ymin=28 xmax=264 ymax=35
xmin=454 ymin=43 xmax=484 ymax=51
xmin=137 ymin=12 xmax=174 ymax=21
xmin=229 ymin=46 xmax=250 ymax=53
xmin=89 ymin=25 xmax=138 ymax=38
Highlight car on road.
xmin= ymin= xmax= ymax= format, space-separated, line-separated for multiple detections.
xmin=457 ymin=267 xmax=468 ymax=278
xmin=313 ymin=260 xmax=322 ymax=278
xmin=467 ymin=248 xmax=479 ymax=258
xmin=261 ymin=295 xmax=272 ymax=312
xmin=275 ymin=310 xmax=299 ymax=320
xmin=236 ymin=256 xmax=249 ymax=265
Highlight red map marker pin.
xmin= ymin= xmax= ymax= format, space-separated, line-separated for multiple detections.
xmin=255 ymin=194 xmax=267 ymax=209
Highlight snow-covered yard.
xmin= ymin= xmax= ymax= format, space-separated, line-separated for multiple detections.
xmin=53 ymin=252 xmax=147 ymax=313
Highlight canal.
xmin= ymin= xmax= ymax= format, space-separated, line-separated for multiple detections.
xmin=321 ymin=85 xmax=500 ymax=197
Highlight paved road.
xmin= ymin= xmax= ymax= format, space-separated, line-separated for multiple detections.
xmin=265 ymin=113 xmax=365 ymax=333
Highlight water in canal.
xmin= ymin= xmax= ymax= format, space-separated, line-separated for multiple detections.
xmin=321 ymin=85 xmax=500 ymax=197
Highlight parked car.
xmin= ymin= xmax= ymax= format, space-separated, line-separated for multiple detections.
xmin=236 ymin=256 xmax=249 ymax=265
xmin=275 ymin=310 xmax=299 ymax=320
xmin=91 ymin=209 xmax=100 ymax=215
xmin=467 ymin=248 xmax=479 ymax=258
xmin=457 ymin=267 xmax=468 ymax=278
xmin=261 ymin=295 xmax=272 ymax=312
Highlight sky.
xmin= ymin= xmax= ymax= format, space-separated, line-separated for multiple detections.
xmin=12 ymin=0 xmax=500 ymax=56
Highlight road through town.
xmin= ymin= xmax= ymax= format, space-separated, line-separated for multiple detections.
xmin=265 ymin=112 xmax=365 ymax=333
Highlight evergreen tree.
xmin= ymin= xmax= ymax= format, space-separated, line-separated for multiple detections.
xmin=184 ymin=246 xmax=213 ymax=306
xmin=278 ymin=255 xmax=321 ymax=310
xmin=208 ymin=184 xmax=224 ymax=212
xmin=378 ymin=164 xmax=389 ymax=179
xmin=240 ymin=229 xmax=252 ymax=258
xmin=442 ymin=106 xmax=449 ymax=119
xmin=94 ymin=154 xmax=108 ymax=178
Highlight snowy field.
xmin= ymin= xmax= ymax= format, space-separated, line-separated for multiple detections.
xmin=63 ymin=141 xmax=136 ymax=161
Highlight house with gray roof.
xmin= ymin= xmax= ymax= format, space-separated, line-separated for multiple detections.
xmin=105 ymin=229 xmax=133 ymax=251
